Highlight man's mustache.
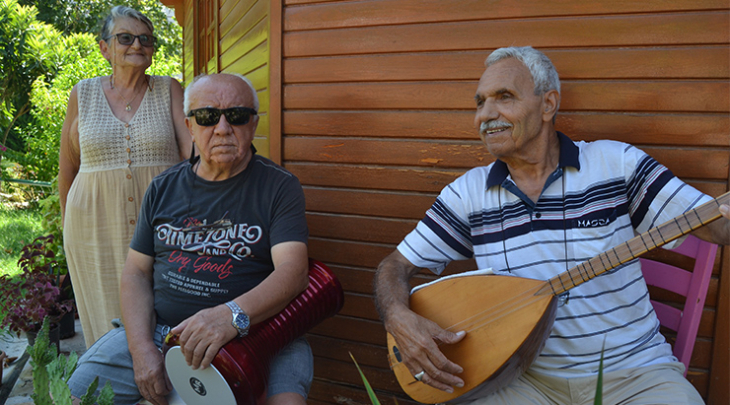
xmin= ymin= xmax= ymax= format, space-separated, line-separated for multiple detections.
xmin=479 ymin=121 xmax=513 ymax=136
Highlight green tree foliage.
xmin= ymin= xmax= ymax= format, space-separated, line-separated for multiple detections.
xmin=15 ymin=32 xmax=108 ymax=181
xmin=21 ymin=0 xmax=111 ymax=36
xmin=21 ymin=0 xmax=181 ymax=59
xmin=0 ymin=0 xmax=61 ymax=153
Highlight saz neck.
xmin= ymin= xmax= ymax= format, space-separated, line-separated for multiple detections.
xmin=538 ymin=191 xmax=729 ymax=296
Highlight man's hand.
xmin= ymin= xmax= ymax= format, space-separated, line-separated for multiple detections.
xmin=693 ymin=203 xmax=730 ymax=245
xmin=132 ymin=343 xmax=172 ymax=405
xmin=121 ymin=249 xmax=171 ymax=404
xmin=386 ymin=306 xmax=466 ymax=393
xmin=171 ymin=304 xmax=238 ymax=370
xmin=374 ymin=250 xmax=466 ymax=394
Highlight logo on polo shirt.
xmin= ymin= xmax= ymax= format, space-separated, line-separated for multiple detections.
xmin=576 ymin=218 xmax=610 ymax=228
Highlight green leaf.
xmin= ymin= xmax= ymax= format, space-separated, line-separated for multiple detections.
xmin=350 ymin=351 xmax=381 ymax=405
xmin=96 ymin=380 xmax=116 ymax=405
xmin=79 ymin=376 xmax=100 ymax=405
xmin=48 ymin=354 xmax=74 ymax=405
xmin=28 ymin=316 xmax=55 ymax=405
xmin=594 ymin=339 xmax=605 ymax=405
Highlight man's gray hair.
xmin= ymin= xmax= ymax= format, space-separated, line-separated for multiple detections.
xmin=100 ymin=6 xmax=154 ymax=41
xmin=486 ymin=46 xmax=560 ymax=101
xmin=183 ymin=73 xmax=260 ymax=115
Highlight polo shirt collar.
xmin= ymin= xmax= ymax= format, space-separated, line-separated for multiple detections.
xmin=486 ymin=131 xmax=580 ymax=189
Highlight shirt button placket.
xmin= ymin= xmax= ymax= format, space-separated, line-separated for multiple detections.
xmin=125 ymin=124 xmax=132 ymax=166
xmin=124 ymin=123 xmax=136 ymax=228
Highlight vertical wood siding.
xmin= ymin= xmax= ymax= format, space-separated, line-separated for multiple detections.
xmin=278 ymin=1 xmax=730 ymax=404
xmin=182 ymin=0 xmax=194 ymax=85
xmin=178 ymin=0 xmax=273 ymax=156
xmin=217 ymin=0 xmax=272 ymax=155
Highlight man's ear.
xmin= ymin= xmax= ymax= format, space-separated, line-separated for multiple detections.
xmin=542 ymin=89 xmax=560 ymax=122
xmin=185 ymin=117 xmax=195 ymax=139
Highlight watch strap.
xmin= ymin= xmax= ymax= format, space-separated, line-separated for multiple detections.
xmin=226 ymin=300 xmax=243 ymax=314
xmin=225 ymin=300 xmax=250 ymax=337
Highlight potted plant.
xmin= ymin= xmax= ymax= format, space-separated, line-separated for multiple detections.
xmin=0 ymin=235 xmax=74 ymax=345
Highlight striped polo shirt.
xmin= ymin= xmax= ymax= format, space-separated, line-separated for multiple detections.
xmin=398 ymin=132 xmax=710 ymax=377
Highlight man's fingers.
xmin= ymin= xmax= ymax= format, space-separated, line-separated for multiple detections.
xmin=191 ymin=341 xmax=208 ymax=369
xmin=182 ymin=336 xmax=206 ymax=369
xmin=420 ymin=348 xmax=465 ymax=389
xmin=139 ymin=381 xmax=168 ymax=405
xmin=431 ymin=329 xmax=466 ymax=375
xmin=148 ymin=391 xmax=169 ymax=405
xmin=188 ymin=336 xmax=220 ymax=369
xmin=200 ymin=343 xmax=220 ymax=369
xmin=400 ymin=332 xmax=464 ymax=389
xmin=170 ymin=319 xmax=189 ymax=336
xmin=435 ymin=329 xmax=466 ymax=346
xmin=152 ymin=376 xmax=171 ymax=405
xmin=720 ymin=204 xmax=729 ymax=218
xmin=391 ymin=312 xmax=466 ymax=391
xmin=419 ymin=372 xmax=456 ymax=394
xmin=165 ymin=370 xmax=173 ymax=392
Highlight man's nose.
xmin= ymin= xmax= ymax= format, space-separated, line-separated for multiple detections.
xmin=474 ymin=100 xmax=498 ymax=127
xmin=213 ymin=113 xmax=233 ymax=134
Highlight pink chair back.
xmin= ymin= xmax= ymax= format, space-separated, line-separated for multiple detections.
xmin=639 ymin=234 xmax=718 ymax=376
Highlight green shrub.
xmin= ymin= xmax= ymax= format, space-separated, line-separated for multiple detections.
xmin=38 ymin=177 xmax=66 ymax=273
xmin=28 ymin=317 xmax=115 ymax=405
xmin=17 ymin=32 xmax=109 ymax=182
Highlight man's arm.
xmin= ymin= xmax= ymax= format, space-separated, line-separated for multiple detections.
xmin=120 ymin=249 xmax=172 ymax=405
xmin=171 ymin=241 xmax=309 ymax=370
xmin=373 ymin=250 xmax=465 ymax=393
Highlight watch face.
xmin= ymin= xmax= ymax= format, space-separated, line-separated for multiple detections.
xmin=233 ymin=313 xmax=250 ymax=332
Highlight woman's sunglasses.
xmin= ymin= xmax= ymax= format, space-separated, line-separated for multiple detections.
xmin=187 ymin=107 xmax=258 ymax=127
xmin=111 ymin=33 xmax=156 ymax=47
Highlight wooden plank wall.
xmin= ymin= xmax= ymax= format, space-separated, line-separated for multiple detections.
xmin=277 ymin=1 xmax=730 ymax=404
xmin=181 ymin=0 xmax=194 ymax=84
xmin=178 ymin=0 xmax=273 ymax=155
xmin=218 ymin=0 xmax=272 ymax=154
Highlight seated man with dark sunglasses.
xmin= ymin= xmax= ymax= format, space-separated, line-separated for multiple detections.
xmin=67 ymin=73 xmax=313 ymax=405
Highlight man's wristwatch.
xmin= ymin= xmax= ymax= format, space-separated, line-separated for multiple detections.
xmin=225 ymin=301 xmax=250 ymax=337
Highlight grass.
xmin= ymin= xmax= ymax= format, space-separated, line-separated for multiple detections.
xmin=0 ymin=204 xmax=44 ymax=276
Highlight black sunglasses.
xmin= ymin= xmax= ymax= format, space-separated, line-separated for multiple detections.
xmin=111 ymin=33 xmax=156 ymax=47
xmin=187 ymin=107 xmax=257 ymax=126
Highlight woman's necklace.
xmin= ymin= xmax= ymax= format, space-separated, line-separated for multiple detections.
xmin=110 ymin=75 xmax=147 ymax=111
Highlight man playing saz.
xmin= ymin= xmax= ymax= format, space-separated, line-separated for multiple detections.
xmin=374 ymin=46 xmax=730 ymax=405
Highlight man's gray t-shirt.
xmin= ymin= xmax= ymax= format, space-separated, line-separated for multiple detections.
xmin=130 ymin=154 xmax=308 ymax=327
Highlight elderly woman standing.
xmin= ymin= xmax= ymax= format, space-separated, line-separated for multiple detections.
xmin=59 ymin=6 xmax=190 ymax=348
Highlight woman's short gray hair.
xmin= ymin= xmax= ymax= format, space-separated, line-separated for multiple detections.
xmin=100 ymin=6 xmax=154 ymax=41
xmin=486 ymin=46 xmax=560 ymax=101
xmin=183 ymin=73 xmax=260 ymax=115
